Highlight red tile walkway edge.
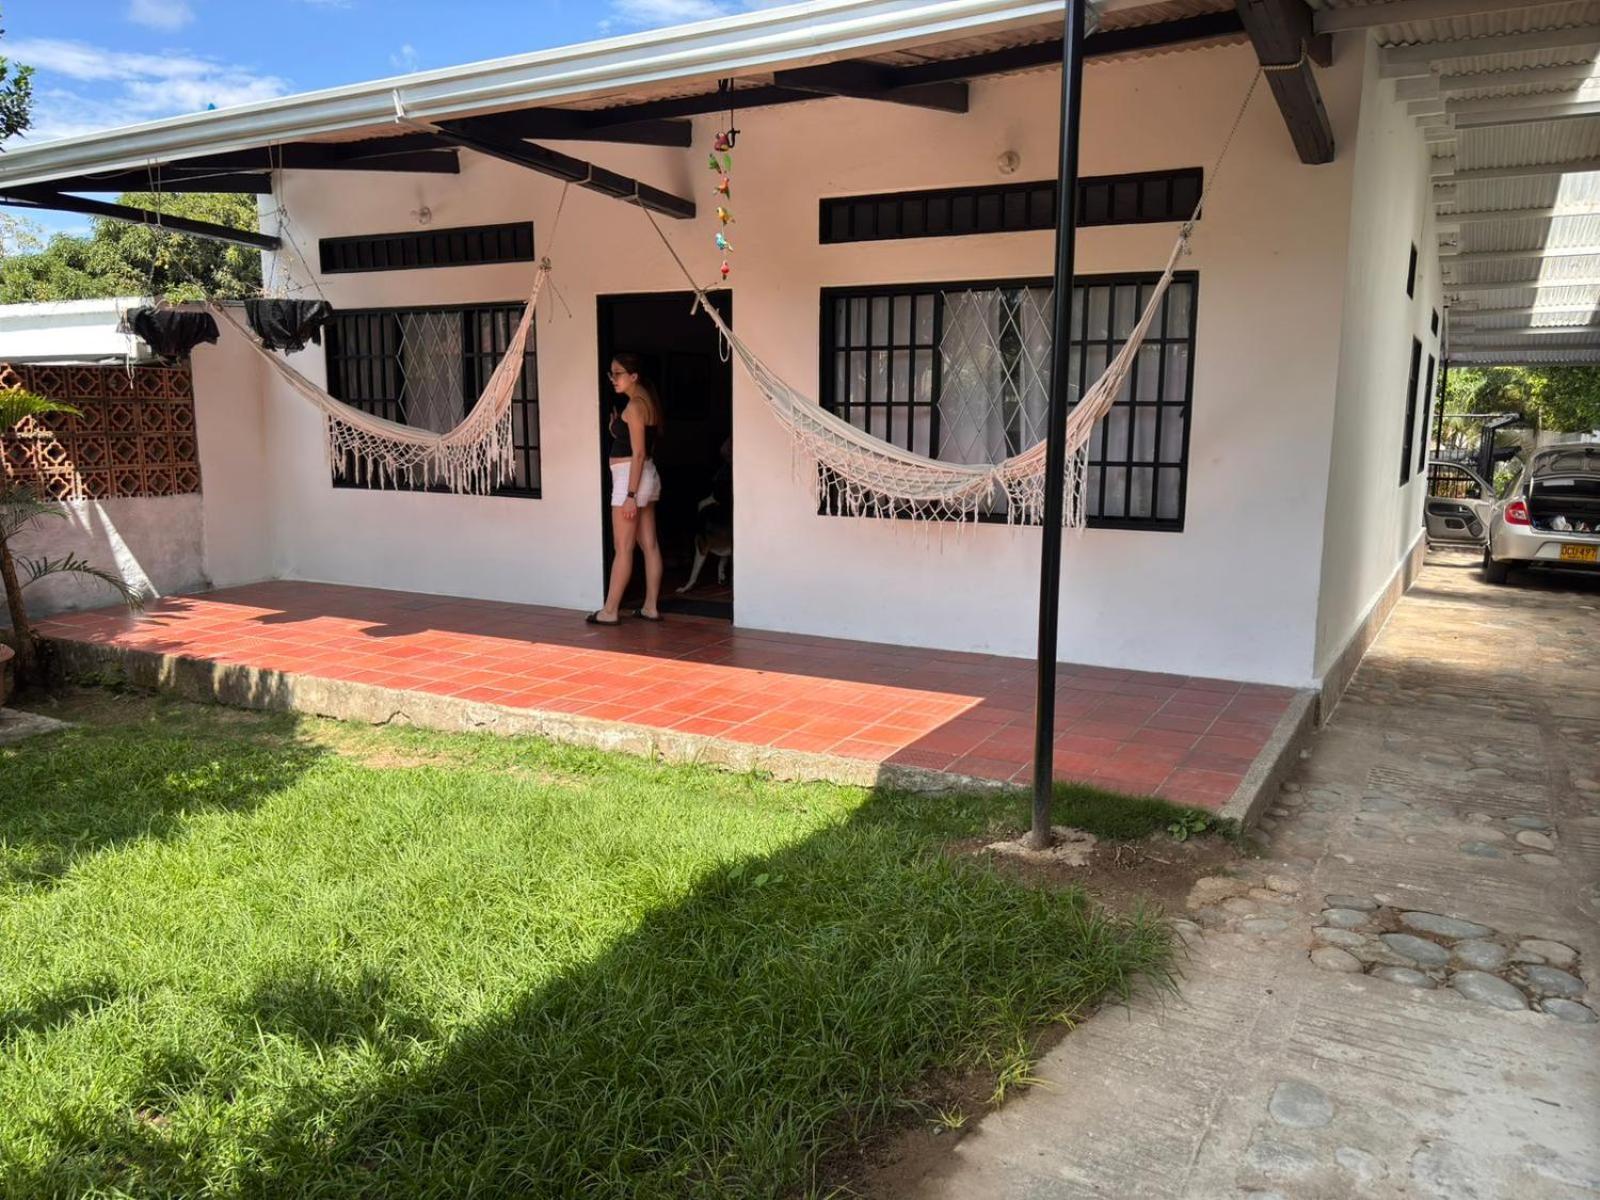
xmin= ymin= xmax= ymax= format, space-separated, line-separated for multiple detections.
xmin=39 ymin=581 xmax=1309 ymax=813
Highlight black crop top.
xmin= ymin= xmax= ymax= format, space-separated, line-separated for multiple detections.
xmin=609 ymin=408 xmax=659 ymax=459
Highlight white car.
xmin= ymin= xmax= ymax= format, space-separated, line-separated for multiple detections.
xmin=1482 ymin=445 xmax=1600 ymax=584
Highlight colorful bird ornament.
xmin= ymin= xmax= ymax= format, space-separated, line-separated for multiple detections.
xmin=716 ymin=206 xmax=734 ymax=225
xmin=714 ymin=176 xmax=731 ymax=198
xmin=720 ymin=260 xmax=731 ymax=279
xmin=715 ymin=232 xmax=733 ymax=252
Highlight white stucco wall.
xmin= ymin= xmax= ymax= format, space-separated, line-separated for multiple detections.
xmin=5 ymin=494 xmax=206 ymax=618
xmin=1313 ymin=36 xmax=1441 ymax=679
xmin=197 ymin=40 xmax=1368 ymax=686
xmin=191 ymin=314 xmax=274 ymax=588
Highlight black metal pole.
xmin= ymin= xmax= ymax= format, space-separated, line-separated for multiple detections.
xmin=1433 ymin=358 xmax=1449 ymax=460
xmin=1029 ymin=0 xmax=1089 ymax=851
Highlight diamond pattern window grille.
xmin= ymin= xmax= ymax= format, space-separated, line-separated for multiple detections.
xmin=821 ymin=271 xmax=1199 ymax=529
xmin=325 ymin=302 xmax=541 ymax=497
xmin=0 ymin=363 xmax=200 ymax=500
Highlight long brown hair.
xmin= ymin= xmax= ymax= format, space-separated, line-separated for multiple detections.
xmin=612 ymin=352 xmax=663 ymax=431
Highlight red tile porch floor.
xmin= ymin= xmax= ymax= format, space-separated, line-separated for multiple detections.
xmin=38 ymin=581 xmax=1298 ymax=811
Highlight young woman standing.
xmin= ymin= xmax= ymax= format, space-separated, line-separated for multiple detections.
xmin=587 ymin=353 xmax=664 ymax=625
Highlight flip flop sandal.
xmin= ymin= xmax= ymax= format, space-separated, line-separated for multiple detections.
xmin=585 ymin=611 xmax=620 ymax=626
xmin=632 ymin=609 xmax=663 ymax=622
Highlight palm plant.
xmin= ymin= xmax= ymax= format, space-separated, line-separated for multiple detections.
xmin=1 ymin=388 xmax=143 ymax=686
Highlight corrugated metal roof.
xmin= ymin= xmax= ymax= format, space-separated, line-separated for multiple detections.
xmin=1345 ymin=0 xmax=1600 ymax=361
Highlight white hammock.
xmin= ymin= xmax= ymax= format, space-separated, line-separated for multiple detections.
xmin=672 ymin=224 xmax=1188 ymax=527
xmin=210 ymin=263 xmax=547 ymax=494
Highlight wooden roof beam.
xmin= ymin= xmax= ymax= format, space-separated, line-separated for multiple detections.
xmin=453 ymin=110 xmax=693 ymax=146
xmin=771 ymin=62 xmax=968 ymax=112
xmin=429 ymin=122 xmax=695 ymax=219
xmin=0 ymin=190 xmax=279 ymax=250
xmin=2 ymin=172 xmax=273 ymax=195
xmin=1235 ymin=0 xmax=1335 ymax=164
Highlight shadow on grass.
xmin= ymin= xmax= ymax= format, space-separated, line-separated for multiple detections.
xmin=0 ymin=977 xmax=121 ymax=1049
xmin=0 ymin=702 xmax=325 ymax=893
xmin=4 ymin=783 xmax=1174 ymax=1200
xmin=241 ymin=967 xmax=439 ymax=1055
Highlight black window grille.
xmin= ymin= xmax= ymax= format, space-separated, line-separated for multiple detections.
xmin=1406 ymin=243 xmax=1418 ymax=299
xmin=819 ymin=169 xmax=1203 ymax=244
xmin=324 ymin=302 xmax=541 ymax=496
xmin=1431 ymin=308 xmax=1440 ymax=336
xmin=1401 ymin=336 xmax=1422 ymax=485
xmin=319 ymin=222 xmax=535 ymax=275
xmin=820 ymin=271 xmax=1199 ymax=530
xmin=1418 ymin=353 xmax=1436 ymax=476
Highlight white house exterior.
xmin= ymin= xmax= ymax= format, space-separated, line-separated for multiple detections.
xmin=8 ymin=0 xmax=1534 ymax=699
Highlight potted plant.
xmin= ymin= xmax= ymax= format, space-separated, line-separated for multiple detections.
xmin=2 ymin=389 xmax=143 ymax=691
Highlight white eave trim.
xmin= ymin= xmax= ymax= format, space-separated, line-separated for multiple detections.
xmin=0 ymin=0 xmax=1062 ymax=190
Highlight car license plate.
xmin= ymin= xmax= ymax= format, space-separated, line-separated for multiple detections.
xmin=1559 ymin=543 xmax=1599 ymax=563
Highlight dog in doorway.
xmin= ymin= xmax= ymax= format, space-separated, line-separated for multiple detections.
xmin=678 ymin=437 xmax=732 ymax=593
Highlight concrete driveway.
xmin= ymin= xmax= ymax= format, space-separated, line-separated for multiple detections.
xmin=898 ymin=551 xmax=1600 ymax=1199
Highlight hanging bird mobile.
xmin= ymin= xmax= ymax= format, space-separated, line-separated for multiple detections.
xmin=711 ymin=79 xmax=741 ymax=280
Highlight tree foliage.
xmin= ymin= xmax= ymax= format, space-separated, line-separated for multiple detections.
xmin=0 ymin=6 xmax=33 ymax=143
xmin=0 ymin=192 xmax=262 ymax=304
xmin=1443 ymin=365 xmax=1600 ymax=434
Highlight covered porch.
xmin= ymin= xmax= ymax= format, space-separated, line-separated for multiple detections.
xmin=37 ymin=580 xmax=1307 ymax=813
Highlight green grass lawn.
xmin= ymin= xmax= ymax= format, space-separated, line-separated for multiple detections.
xmin=0 ymin=694 xmax=1175 ymax=1199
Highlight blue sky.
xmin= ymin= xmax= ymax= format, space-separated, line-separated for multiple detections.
xmin=2 ymin=0 xmax=739 ymax=238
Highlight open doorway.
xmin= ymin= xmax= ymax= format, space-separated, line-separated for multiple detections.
xmin=597 ymin=290 xmax=733 ymax=619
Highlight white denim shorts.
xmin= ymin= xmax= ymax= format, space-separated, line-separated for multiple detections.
xmin=610 ymin=459 xmax=661 ymax=506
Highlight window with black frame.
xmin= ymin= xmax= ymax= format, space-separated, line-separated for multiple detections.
xmin=324 ymin=303 xmax=541 ymax=496
xmin=819 ymin=272 xmax=1199 ymax=529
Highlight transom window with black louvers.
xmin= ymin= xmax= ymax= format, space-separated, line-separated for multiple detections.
xmin=324 ymin=303 xmax=541 ymax=496
xmin=820 ymin=272 xmax=1199 ymax=529
xmin=819 ymin=169 xmax=1203 ymax=244
xmin=319 ymin=222 xmax=535 ymax=275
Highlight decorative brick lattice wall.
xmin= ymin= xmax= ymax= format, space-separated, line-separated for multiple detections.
xmin=0 ymin=363 xmax=201 ymax=500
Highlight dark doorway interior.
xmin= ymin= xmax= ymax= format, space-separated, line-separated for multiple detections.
xmin=597 ymin=290 xmax=733 ymax=619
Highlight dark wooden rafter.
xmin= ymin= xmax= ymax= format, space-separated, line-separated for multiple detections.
xmin=10 ymin=173 xmax=274 ymax=195
xmin=0 ymin=190 xmax=279 ymax=249
xmin=429 ymin=121 xmax=695 ymax=219
xmin=1234 ymin=0 xmax=1334 ymax=164
xmin=771 ymin=62 xmax=968 ymax=112
xmin=458 ymin=110 xmax=692 ymax=146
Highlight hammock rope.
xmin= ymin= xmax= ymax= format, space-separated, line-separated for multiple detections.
xmin=640 ymin=66 xmax=1264 ymax=526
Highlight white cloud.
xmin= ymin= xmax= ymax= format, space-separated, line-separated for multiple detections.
xmin=390 ymin=43 xmax=419 ymax=72
xmin=7 ymin=39 xmax=290 ymax=143
xmin=127 ymin=0 xmax=195 ymax=31
xmin=600 ymin=0 xmax=790 ymax=32
xmin=608 ymin=0 xmax=731 ymax=22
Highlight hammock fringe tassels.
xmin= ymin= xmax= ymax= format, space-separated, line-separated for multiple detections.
xmin=210 ymin=262 xmax=548 ymax=494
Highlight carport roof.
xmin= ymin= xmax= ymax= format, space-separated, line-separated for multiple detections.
xmin=1316 ymin=0 xmax=1600 ymax=365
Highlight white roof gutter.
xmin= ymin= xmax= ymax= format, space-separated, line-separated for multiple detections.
xmin=0 ymin=0 xmax=1062 ymax=190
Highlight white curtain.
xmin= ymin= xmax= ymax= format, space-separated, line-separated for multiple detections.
xmin=398 ymin=311 xmax=465 ymax=435
xmin=938 ymin=287 xmax=1054 ymax=466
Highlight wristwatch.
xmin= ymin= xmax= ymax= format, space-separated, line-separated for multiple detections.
xmin=627 ymin=490 xmax=637 ymax=498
